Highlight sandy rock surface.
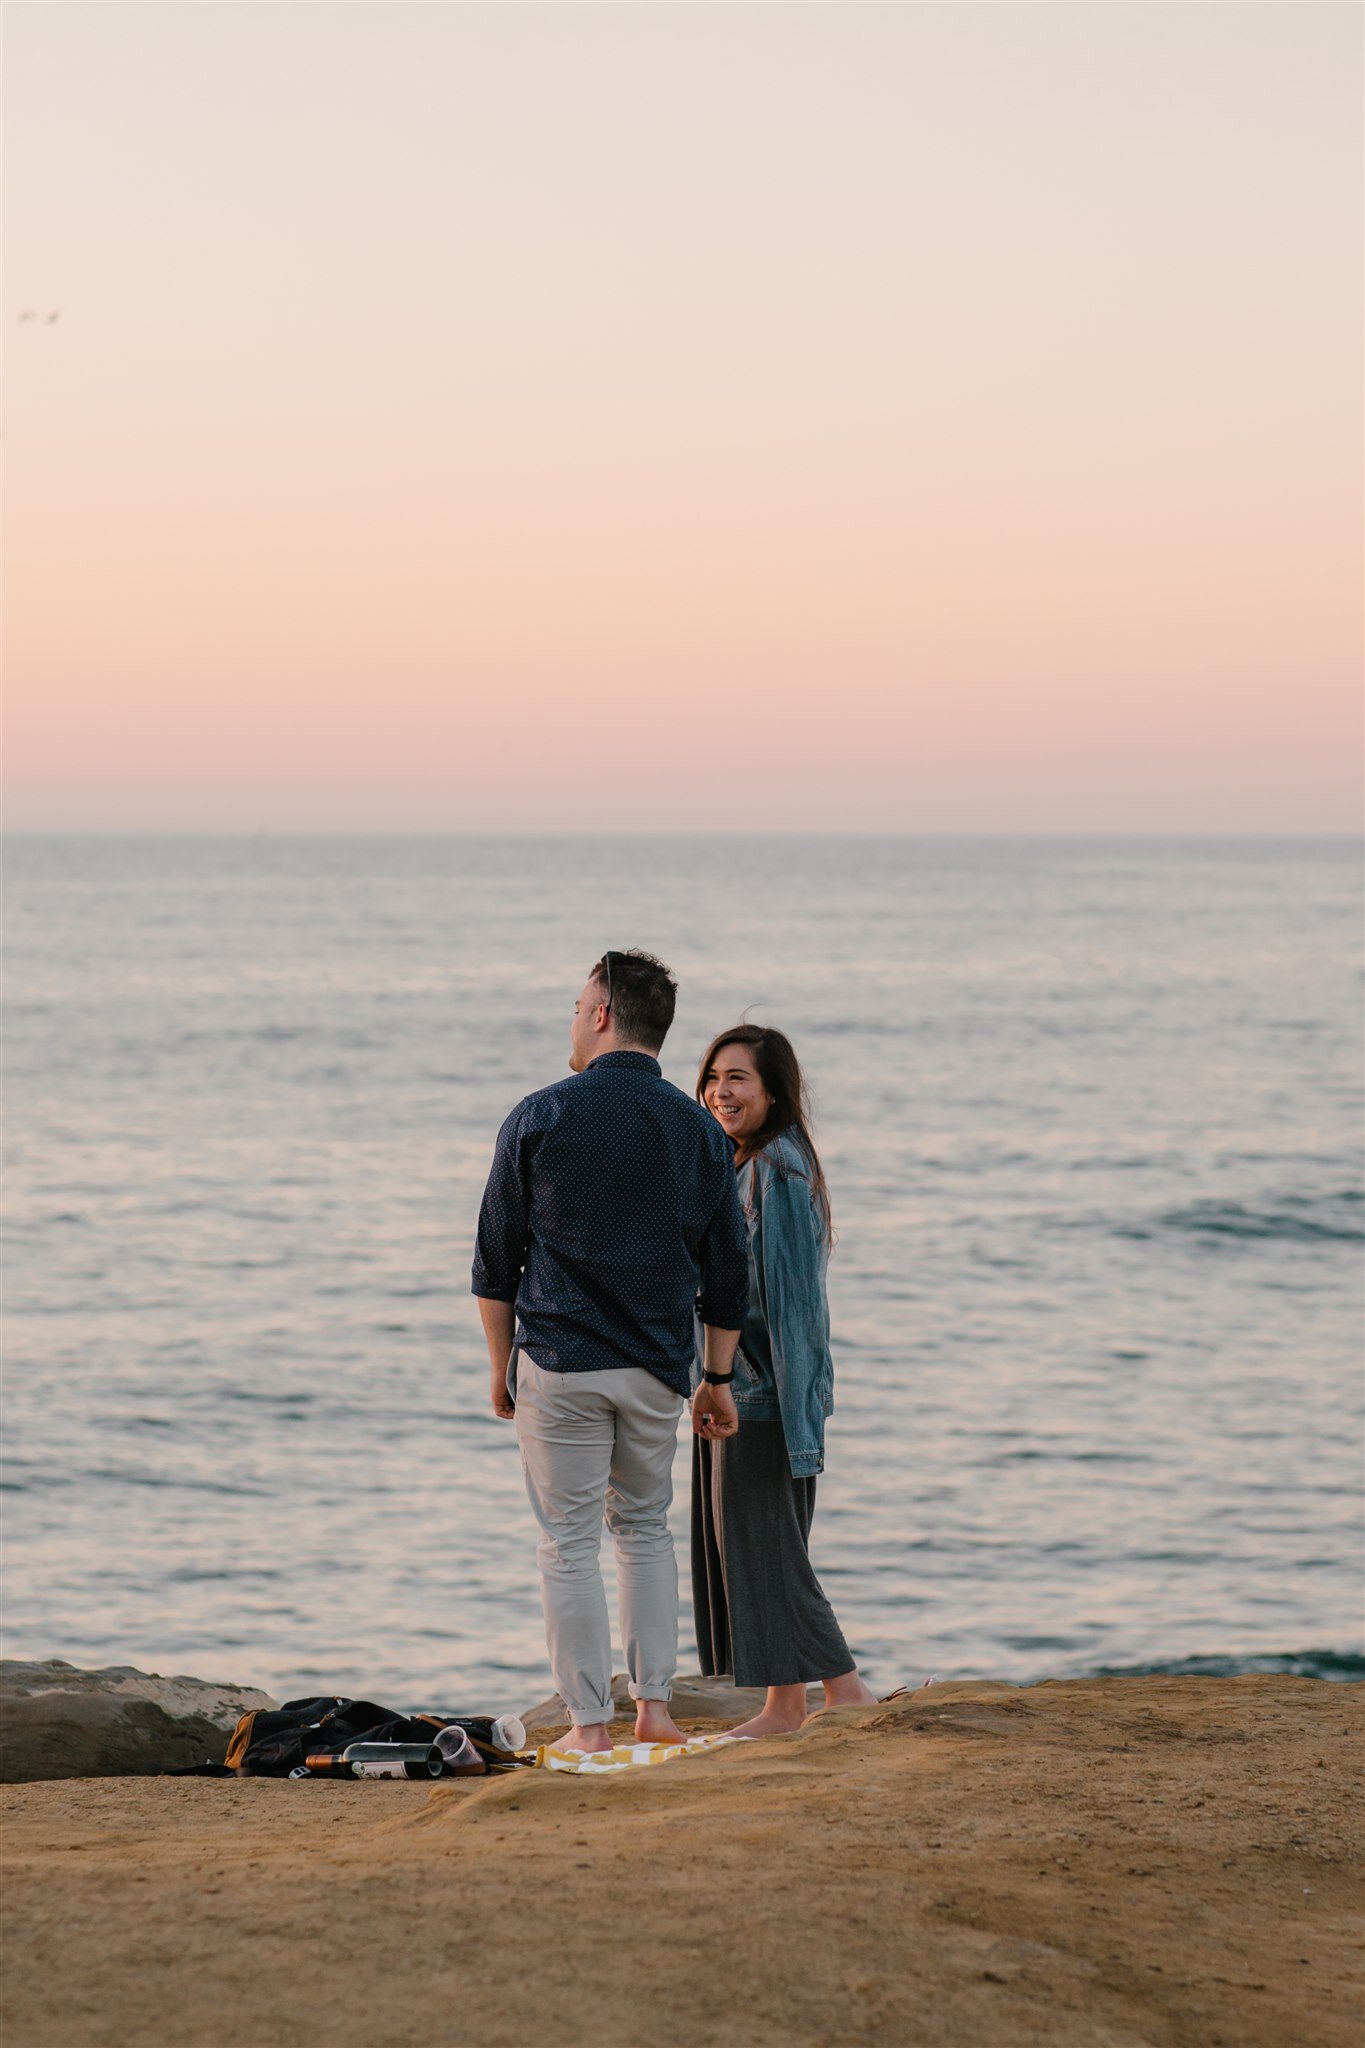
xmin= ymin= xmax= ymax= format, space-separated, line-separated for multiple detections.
xmin=0 ymin=1661 xmax=279 ymax=1782
xmin=2 ymin=1674 xmax=1359 ymax=2048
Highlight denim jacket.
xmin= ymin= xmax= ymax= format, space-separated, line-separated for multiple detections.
xmin=695 ymin=1132 xmax=834 ymax=1477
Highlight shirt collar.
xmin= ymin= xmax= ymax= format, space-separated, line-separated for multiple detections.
xmin=586 ymin=1049 xmax=662 ymax=1077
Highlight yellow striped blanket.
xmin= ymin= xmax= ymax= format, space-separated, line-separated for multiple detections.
xmin=534 ymin=1732 xmax=745 ymax=1775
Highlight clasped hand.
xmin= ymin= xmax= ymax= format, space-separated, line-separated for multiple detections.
xmin=691 ymin=1383 xmax=739 ymax=1439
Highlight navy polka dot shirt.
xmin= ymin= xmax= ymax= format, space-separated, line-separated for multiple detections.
xmin=471 ymin=1050 xmax=749 ymax=1396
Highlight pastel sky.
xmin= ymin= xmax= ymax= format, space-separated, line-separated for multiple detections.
xmin=5 ymin=2 xmax=1361 ymax=833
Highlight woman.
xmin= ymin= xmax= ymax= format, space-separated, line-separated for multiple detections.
xmin=692 ymin=1024 xmax=877 ymax=1738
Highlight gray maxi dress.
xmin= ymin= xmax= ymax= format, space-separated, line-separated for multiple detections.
xmin=692 ymin=1419 xmax=854 ymax=1688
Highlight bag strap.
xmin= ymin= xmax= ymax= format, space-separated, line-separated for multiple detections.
xmin=223 ymin=1711 xmax=258 ymax=1771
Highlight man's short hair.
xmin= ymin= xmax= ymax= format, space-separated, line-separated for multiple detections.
xmin=592 ymin=949 xmax=677 ymax=1053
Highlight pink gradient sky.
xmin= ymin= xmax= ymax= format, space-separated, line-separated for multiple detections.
xmin=5 ymin=3 xmax=1361 ymax=833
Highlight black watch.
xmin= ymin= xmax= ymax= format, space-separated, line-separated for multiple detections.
xmin=702 ymin=1370 xmax=734 ymax=1386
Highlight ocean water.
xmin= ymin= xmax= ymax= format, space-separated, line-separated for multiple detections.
xmin=3 ymin=837 xmax=1361 ymax=1715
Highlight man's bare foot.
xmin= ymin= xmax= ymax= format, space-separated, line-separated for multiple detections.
xmin=563 ymin=1722 xmax=614 ymax=1753
xmin=634 ymin=1701 xmax=688 ymax=1746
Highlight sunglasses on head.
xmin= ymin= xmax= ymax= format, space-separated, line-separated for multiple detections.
xmin=600 ymin=950 xmax=614 ymax=1012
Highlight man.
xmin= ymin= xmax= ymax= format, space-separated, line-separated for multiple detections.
xmin=472 ymin=948 xmax=747 ymax=1754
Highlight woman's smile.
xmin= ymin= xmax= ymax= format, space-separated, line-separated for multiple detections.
xmin=703 ymin=1043 xmax=773 ymax=1146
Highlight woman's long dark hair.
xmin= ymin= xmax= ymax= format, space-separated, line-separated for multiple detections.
xmin=696 ymin=1024 xmax=833 ymax=1246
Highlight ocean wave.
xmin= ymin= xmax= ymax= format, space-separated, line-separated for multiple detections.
xmin=1117 ymin=1193 xmax=1363 ymax=1246
xmin=1090 ymin=1649 xmax=1365 ymax=1683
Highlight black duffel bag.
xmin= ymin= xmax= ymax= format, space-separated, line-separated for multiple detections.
xmin=225 ymin=1696 xmax=408 ymax=1776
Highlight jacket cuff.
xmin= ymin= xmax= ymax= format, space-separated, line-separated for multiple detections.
xmin=788 ymin=1449 xmax=824 ymax=1477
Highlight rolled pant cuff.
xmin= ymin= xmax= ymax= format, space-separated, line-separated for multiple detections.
xmin=628 ymin=1686 xmax=672 ymax=1702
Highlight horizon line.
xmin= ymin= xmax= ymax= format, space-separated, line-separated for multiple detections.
xmin=2 ymin=828 xmax=1361 ymax=846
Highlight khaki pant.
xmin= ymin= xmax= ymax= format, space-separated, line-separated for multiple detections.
xmin=512 ymin=1353 xmax=684 ymax=1727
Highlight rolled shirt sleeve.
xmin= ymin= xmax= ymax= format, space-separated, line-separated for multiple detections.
xmin=470 ymin=1107 xmax=530 ymax=1303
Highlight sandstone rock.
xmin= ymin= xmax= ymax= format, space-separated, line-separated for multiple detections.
xmin=0 ymin=1660 xmax=279 ymax=1783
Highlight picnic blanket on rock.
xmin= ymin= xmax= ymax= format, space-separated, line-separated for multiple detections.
xmin=535 ymin=1732 xmax=744 ymax=1775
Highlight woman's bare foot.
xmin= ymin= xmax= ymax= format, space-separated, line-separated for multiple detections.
xmin=725 ymin=1711 xmax=803 ymax=1739
xmin=726 ymin=1682 xmax=807 ymax=1740
xmin=635 ymin=1700 xmax=688 ymax=1746
xmin=725 ymin=1670 xmax=878 ymax=1738
xmin=820 ymin=1669 xmax=878 ymax=1711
